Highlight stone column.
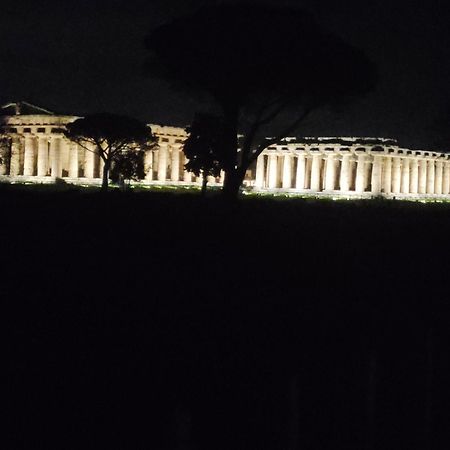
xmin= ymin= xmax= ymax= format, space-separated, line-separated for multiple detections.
xmin=434 ymin=160 xmax=443 ymax=195
xmin=324 ymin=153 xmax=336 ymax=191
xmin=295 ymin=153 xmax=306 ymax=190
xmin=23 ymin=136 xmax=36 ymax=176
xmin=383 ymin=157 xmax=392 ymax=194
xmin=92 ymin=151 xmax=100 ymax=179
xmin=69 ymin=143 xmax=79 ymax=178
xmin=255 ymin=154 xmax=265 ymax=188
xmin=409 ymin=158 xmax=419 ymax=194
xmin=183 ymin=171 xmax=192 ymax=182
xmin=443 ymin=162 xmax=450 ymax=195
xmin=99 ymin=157 xmax=105 ymax=180
xmin=171 ymin=146 xmax=181 ymax=182
xmin=183 ymin=158 xmax=193 ymax=183
xmin=158 ymin=145 xmax=168 ymax=182
xmin=0 ymin=142 xmax=9 ymax=175
xmin=50 ymin=138 xmax=63 ymax=178
xmin=144 ymin=149 xmax=153 ymax=181
xmin=37 ymin=137 xmax=49 ymax=177
xmin=339 ymin=154 xmax=351 ymax=191
xmin=0 ymin=151 xmax=7 ymax=175
xmin=310 ymin=153 xmax=322 ymax=192
xmin=219 ymin=170 xmax=225 ymax=185
xmin=10 ymin=139 xmax=21 ymax=176
xmin=370 ymin=155 xmax=383 ymax=194
xmin=178 ymin=151 xmax=185 ymax=180
xmin=84 ymin=145 xmax=95 ymax=179
xmin=183 ymin=154 xmax=192 ymax=182
xmin=268 ymin=153 xmax=278 ymax=189
xmin=282 ymin=154 xmax=292 ymax=189
xmin=401 ymin=158 xmax=410 ymax=194
xmin=355 ymin=153 xmax=367 ymax=193
xmin=418 ymin=159 xmax=427 ymax=194
xmin=364 ymin=157 xmax=372 ymax=192
xmin=426 ymin=160 xmax=435 ymax=194
xmin=392 ymin=157 xmax=401 ymax=194
xmin=60 ymin=140 xmax=71 ymax=176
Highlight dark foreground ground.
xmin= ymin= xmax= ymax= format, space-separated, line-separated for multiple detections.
xmin=2 ymin=184 xmax=450 ymax=450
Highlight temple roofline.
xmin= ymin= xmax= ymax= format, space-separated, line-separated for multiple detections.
xmin=1 ymin=101 xmax=55 ymax=116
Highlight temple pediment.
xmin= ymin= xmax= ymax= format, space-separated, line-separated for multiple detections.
xmin=1 ymin=102 xmax=54 ymax=116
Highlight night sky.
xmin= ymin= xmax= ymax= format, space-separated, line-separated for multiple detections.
xmin=2 ymin=0 xmax=450 ymax=150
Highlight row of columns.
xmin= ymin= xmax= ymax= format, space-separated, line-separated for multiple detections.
xmin=144 ymin=144 xmax=224 ymax=184
xmin=3 ymin=135 xmax=450 ymax=197
xmin=255 ymin=150 xmax=450 ymax=196
xmin=1 ymin=138 xmax=222 ymax=184
xmin=2 ymin=135 xmax=103 ymax=179
xmin=144 ymin=144 xmax=189 ymax=182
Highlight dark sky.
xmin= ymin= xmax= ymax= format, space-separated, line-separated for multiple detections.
xmin=1 ymin=0 xmax=450 ymax=150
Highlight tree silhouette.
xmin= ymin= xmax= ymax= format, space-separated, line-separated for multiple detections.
xmin=182 ymin=113 xmax=227 ymax=196
xmin=110 ymin=148 xmax=146 ymax=190
xmin=145 ymin=3 xmax=377 ymax=198
xmin=65 ymin=113 xmax=154 ymax=191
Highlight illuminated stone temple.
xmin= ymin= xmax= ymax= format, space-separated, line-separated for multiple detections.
xmin=1 ymin=102 xmax=449 ymax=199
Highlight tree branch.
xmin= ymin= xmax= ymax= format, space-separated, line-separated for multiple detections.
xmin=240 ymin=100 xmax=289 ymax=165
xmin=109 ymin=140 xmax=129 ymax=157
xmin=68 ymin=138 xmax=96 ymax=154
xmin=252 ymin=105 xmax=315 ymax=162
xmin=256 ymin=100 xmax=288 ymax=127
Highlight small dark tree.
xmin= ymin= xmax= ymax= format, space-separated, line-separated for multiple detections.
xmin=183 ymin=113 xmax=226 ymax=196
xmin=65 ymin=113 xmax=154 ymax=191
xmin=145 ymin=3 xmax=377 ymax=198
xmin=110 ymin=148 xmax=146 ymax=190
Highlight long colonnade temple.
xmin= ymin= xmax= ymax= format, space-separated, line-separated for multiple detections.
xmin=1 ymin=101 xmax=450 ymax=199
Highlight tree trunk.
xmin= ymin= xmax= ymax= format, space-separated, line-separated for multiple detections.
xmin=222 ymin=167 xmax=246 ymax=199
xmin=201 ymin=171 xmax=208 ymax=196
xmin=101 ymin=160 xmax=110 ymax=192
xmin=220 ymin=104 xmax=241 ymax=199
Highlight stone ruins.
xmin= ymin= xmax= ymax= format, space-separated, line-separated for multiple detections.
xmin=1 ymin=102 xmax=449 ymax=199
